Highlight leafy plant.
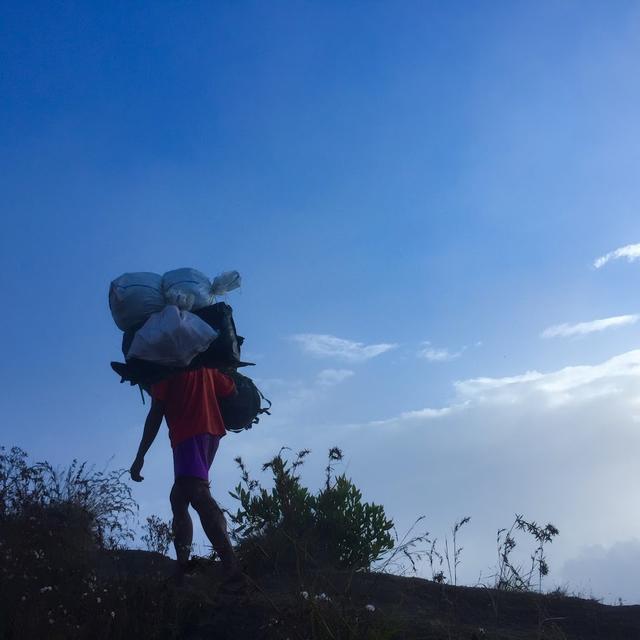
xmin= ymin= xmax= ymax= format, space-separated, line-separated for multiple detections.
xmin=228 ymin=447 xmax=394 ymax=572
xmin=141 ymin=515 xmax=173 ymax=556
xmin=495 ymin=514 xmax=559 ymax=592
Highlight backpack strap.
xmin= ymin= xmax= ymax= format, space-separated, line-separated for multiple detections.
xmin=252 ymin=389 xmax=272 ymax=424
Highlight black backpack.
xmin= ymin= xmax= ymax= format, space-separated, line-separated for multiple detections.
xmin=219 ymin=371 xmax=271 ymax=433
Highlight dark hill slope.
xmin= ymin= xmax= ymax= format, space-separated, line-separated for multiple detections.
xmin=95 ymin=550 xmax=640 ymax=640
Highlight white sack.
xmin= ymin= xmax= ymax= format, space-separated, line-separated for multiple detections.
xmin=109 ymin=272 xmax=165 ymax=331
xmin=127 ymin=306 xmax=218 ymax=367
xmin=211 ymin=270 xmax=242 ymax=296
xmin=162 ymin=268 xmax=214 ymax=311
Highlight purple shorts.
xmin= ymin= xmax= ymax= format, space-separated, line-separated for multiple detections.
xmin=173 ymin=434 xmax=221 ymax=480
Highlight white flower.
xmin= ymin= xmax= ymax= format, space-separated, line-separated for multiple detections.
xmin=110 ymin=611 xmax=116 ymax=619
xmin=40 ymin=586 xmax=53 ymax=593
xmin=365 ymin=604 xmax=376 ymax=612
xmin=300 ymin=591 xmax=309 ymax=600
xmin=96 ymin=597 xmax=101 ymax=604
xmin=316 ymin=592 xmax=330 ymax=602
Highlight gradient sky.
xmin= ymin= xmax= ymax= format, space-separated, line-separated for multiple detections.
xmin=3 ymin=1 xmax=640 ymax=603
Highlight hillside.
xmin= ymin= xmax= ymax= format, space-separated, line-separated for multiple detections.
xmin=52 ymin=550 xmax=640 ymax=640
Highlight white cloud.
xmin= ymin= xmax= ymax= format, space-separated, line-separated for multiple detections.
xmin=292 ymin=334 xmax=397 ymax=362
xmin=456 ymin=349 xmax=640 ymax=407
xmin=370 ymin=405 xmax=456 ymax=426
xmin=593 ymin=243 xmax=640 ymax=269
xmin=330 ymin=348 xmax=640 ymax=601
xmin=418 ymin=341 xmax=464 ymax=362
xmin=541 ymin=314 xmax=639 ymax=338
xmin=371 ymin=349 xmax=640 ymax=423
xmin=316 ymin=369 xmax=355 ymax=386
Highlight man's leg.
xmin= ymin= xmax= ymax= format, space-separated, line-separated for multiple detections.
xmin=184 ymin=477 xmax=240 ymax=576
xmin=170 ymin=480 xmax=193 ymax=569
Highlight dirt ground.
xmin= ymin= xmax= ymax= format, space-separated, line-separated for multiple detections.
xmin=100 ymin=550 xmax=640 ymax=640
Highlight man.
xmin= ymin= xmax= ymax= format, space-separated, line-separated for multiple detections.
xmin=130 ymin=367 xmax=242 ymax=587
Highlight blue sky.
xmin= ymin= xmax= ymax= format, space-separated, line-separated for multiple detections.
xmin=3 ymin=1 xmax=640 ymax=602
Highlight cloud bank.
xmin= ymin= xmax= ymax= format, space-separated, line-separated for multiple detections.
xmin=326 ymin=349 xmax=640 ymax=602
xmin=541 ymin=314 xmax=639 ymax=338
xmin=593 ymin=243 xmax=640 ymax=269
xmin=292 ymin=334 xmax=397 ymax=362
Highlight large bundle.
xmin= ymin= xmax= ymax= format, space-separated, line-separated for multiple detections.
xmin=109 ymin=268 xmax=241 ymax=330
xmin=109 ymin=267 xmax=251 ymax=387
xmin=109 ymin=267 xmax=269 ymax=432
xmin=108 ymin=272 xmax=165 ymax=331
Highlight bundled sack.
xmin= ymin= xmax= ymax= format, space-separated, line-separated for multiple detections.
xmin=211 ymin=270 xmax=242 ymax=296
xmin=219 ymin=370 xmax=271 ymax=432
xmin=122 ymin=302 xmax=248 ymax=365
xmin=127 ymin=305 xmax=218 ymax=367
xmin=109 ymin=272 xmax=165 ymax=331
xmin=113 ymin=302 xmax=253 ymax=388
xmin=162 ymin=268 xmax=216 ymax=311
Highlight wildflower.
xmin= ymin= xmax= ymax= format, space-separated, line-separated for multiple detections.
xmin=97 ymin=597 xmax=101 ymax=603
xmin=300 ymin=591 xmax=309 ymax=600
xmin=110 ymin=611 xmax=116 ymax=619
xmin=316 ymin=593 xmax=330 ymax=602
xmin=365 ymin=604 xmax=375 ymax=612
xmin=40 ymin=586 xmax=53 ymax=593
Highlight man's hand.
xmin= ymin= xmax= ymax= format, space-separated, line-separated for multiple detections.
xmin=130 ymin=399 xmax=164 ymax=484
xmin=130 ymin=456 xmax=144 ymax=482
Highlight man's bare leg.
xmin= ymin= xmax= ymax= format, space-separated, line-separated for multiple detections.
xmin=170 ymin=481 xmax=193 ymax=569
xmin=186 ymin=478 xmax=241 ymax=577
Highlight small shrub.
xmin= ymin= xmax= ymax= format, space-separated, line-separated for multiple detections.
xmin=228 ymin=447 xmax=394 ymax=573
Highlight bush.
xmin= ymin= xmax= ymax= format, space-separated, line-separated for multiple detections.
xmin=0 ymin=446 xmax=136 ymax=549
xmin=0 ymin=446 xmax=138 ymax=639
xmin=228 ymin=447 xmax=394 ymax=573
xmin=141 ymin=515 xmax=173 ymax=556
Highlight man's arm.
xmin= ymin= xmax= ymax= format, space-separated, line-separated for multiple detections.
xmin=130 ymin=398 xmax=165 ymax=482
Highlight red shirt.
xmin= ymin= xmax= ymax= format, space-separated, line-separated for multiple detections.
xmin=151 ymin=368 xmax=236 ymax=448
